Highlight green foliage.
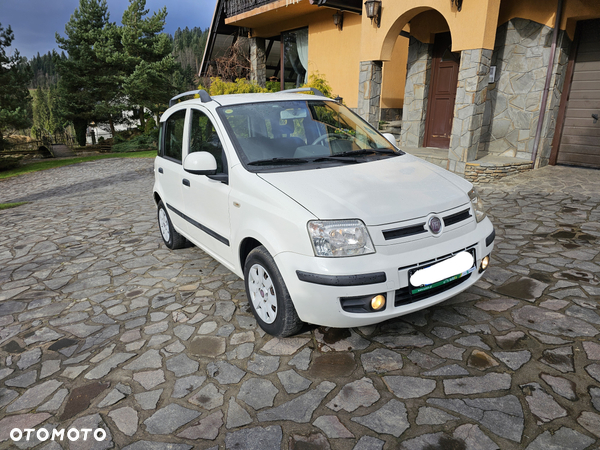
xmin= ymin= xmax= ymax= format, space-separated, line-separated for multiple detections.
xmin=31 ymin=84 xmax=66 ymax=138
xmin=265 ymin=81 xmax=280 ymax=93
xmin=0 ymin=202 xmax=28 ymax=210
xmin=0 ymin=23 xmax=32 ymax=149
xmin=27 ymin=51 xmax=66 ymax=88
xmin=55 ymin=0 xmax=114 ymax=145
xmin=172 ymin=27 xmax=208 ymax=91
xmin=301 ymin=71 xmax=334 ymax=98
xmin=204 ymin=78 xmax=269 ymax=96
xmin=111 ymin=133 xmax=156 ymax=152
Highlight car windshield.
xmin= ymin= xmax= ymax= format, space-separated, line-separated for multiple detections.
xmin=218 ymin=99 xmax=401 ymax=169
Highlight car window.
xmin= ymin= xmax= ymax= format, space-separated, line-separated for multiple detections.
xmin=163 ymin=109 xmax=186 ymax=162
xmin=219 ymin=100 xmax=397 ymax=168
xmin=190 ymin=109 xmax=226 ymax=173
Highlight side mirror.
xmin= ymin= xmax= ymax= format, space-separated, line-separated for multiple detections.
xmin=382 ymin=133 xmax=398 ymax=147
xmin=184 ymin=151 xmax=217 ymax=175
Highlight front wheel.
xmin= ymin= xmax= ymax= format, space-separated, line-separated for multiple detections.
xmin=157 ymin=200 xmax=187 ymax=249
xmin=244 ymin=246 xmax=303 ymax=337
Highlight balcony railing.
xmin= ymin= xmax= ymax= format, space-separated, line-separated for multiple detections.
xmin=225 ymin=0 xmax=278 ymax=17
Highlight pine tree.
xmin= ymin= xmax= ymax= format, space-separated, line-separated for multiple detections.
xmin=0 ymin=23 xmax=32 ymax=149
xmin=117 ymin=0 xmax=177 ymax=128
xmin=55 ymin=0 xmax=115 ymax=145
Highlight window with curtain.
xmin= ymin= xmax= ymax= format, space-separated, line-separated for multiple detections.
xmin=281 ymin=28 xmax=308 ymax=89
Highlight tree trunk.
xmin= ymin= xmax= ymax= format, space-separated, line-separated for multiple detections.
xmin=73 ymin=118 xmax=87 ymax=146
xmin=109 ymin=115 xmax=116 ymax=138
xmin=139 ymin=109 xmax=145 ymax=130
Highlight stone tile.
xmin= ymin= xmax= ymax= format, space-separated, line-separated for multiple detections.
xmin=262 ymin=337 xmax=310 ymax=355
xmin=189 ymin=383 xmax=224 ymax=410
xmin=7 ymin=379 xmax=63 ymax=413
xmin=288 ymin=347 xmax=312 ymax=371
xmin=166 ymin=354 xmax=199 ymax=377
xmin=60 ymin=382 xmax=109 ymax=421
xmin=521 ymin=382 xmax=567 ymax=423
xmin=247 ymin=354 xmax=279 ymax=375
xmin=444 ymin=373 xmax=512 ymax=395
xmin=326 ymin=377 xmax=380 ymax=412
xmin=109 ymin=406 xmax=138 ymax=436
xmin=313 ymin=415 xmax=354 ymax=438
xmin=352 ymin=436 xmax=385 ymax=450
xmin=541 ymin=347 xmax=574 ymax=373
xmin=258 ymin=381 xmax=335 ymax=423
xmin=178 ymin=410 xmax=223 ymax=440
xmin=134 ymin=369 xmax=165 ymax=390
xmin=0 ymin=413 xmax=52 ymax=443
xmin=432 ymin=344 xmax=465 ymax=360
xmin=172 ymin=375 xmax=206 ymax=398
xmin=226 ymin=397 xmax=253 ymax=429
xmin=144 ymin=403 xmax=201 ymax=435
xmin=135 ymin=389 xmax=163 ymax=410
xmin=525 ymin=427 xmax=595 ymax=450
xmin=225 ymin=425 xmax=282 ymax=450
xmin=415 ymin=406 xmax=458 ymax=425
xmin=277 ymin=369 xmax=312 ymax=394
xmin=383 ymin=376 xmax=436 ymax=399
xmin=351 ymin=399 xmax=409 ymax=438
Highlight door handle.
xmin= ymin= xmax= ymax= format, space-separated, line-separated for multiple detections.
xmin=593 ymin=113 xmax=599 ymax=124
xmin=158 ymin=167 xmax=164 ymax=174
xmin=182 ymin=179 xmax=190 ymax=187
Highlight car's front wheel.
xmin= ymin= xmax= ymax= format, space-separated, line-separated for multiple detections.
xmin=157 ymin=200 xmax=187 ymax=249
xmin=244 ymin=246 xmax=303 ymax=337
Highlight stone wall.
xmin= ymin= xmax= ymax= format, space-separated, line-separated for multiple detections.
xmin=478 ymin=19 xmax=571 ymax=165
xmin=399 ymin=37 xmax=432 ymax=148
xmin=357 ymin=61 xmax=383 ymax=128
xmin=448 ymin=48 xmax=493 ymax=175
xmin=465 ymin=160 xmax=533 ymax=183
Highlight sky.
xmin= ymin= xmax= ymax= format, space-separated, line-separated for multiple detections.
xmin=1 ymin=0 xmax=218 ymax=60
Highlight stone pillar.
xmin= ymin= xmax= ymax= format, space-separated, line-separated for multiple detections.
xmin=448 ymin=48 xmax=493 ymax=175
xmin=357 ymin=61 xmax=382 ymax=128
xmin=400 ymin=37 xmax=432 ymax=148
xmin=250 ymin=37 xmax=266 ymax=88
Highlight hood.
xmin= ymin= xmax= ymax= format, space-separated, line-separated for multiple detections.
xmin=258 ymin=154 xmax=469 ymax=225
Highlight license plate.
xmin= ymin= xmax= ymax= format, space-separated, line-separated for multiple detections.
xmin=410 ymin=266 xmax=475 ymax=294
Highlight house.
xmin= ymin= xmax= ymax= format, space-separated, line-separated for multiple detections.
xmin=202 ymin=0 xmax=600 ymax=179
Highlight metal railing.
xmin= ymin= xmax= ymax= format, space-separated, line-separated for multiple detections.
xmin=225 ymin=0 xmax=277 ymax=17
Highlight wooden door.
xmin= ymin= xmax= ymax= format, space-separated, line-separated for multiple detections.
xmin=557 ymin=19 xmax=600 ymax=168
xmin=424 ymin=33 xmax=460 ymax=149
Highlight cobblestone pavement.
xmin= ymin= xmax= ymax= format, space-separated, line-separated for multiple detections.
xmin=0 ymin=158 xmax=599 ymax=450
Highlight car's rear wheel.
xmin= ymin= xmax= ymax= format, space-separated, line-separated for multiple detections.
xmin=157 ymin=200 xmax=186 ymax=249
xmin=244 ymin=246 xmax=303 ymax=337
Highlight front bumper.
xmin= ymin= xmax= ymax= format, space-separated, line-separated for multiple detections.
xmin=274 ymin=217 xmax=494 ymax=328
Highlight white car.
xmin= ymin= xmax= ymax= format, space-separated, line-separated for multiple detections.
xmin=153 ymin=88 xmax=495 ymax=337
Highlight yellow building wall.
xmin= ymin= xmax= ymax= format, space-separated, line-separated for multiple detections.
xmin=498 ymin=0 xmax=600 ymax=39
xmin=381 ymin=35 xmax=409 ymax=110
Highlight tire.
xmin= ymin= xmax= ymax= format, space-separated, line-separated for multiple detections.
xmin=157 ymin=200 xmax=187 ymax=250
xmin=244 ymin=246 xmax=303 ymax=337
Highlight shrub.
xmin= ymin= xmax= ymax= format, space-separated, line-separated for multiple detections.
xmin=301 ymin=71 xmax=335 ymax=99
xmin=200 ymin=78 xmax=269 ymax=96
xmin=111 ymin=134 xmax=156 ymax=153
xmin=0 ymin=157 xmax=22 ymax=172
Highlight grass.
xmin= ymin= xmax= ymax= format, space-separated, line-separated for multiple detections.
xmin=0 ymin=202 xmax=28 ymax=210
xmin=0 ymin=150 xmax=156 ymax=180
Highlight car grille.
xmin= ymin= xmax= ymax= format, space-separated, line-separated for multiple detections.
xmin=382 ymin=208 xmax=472 ymax=241
xmin=394 ymin=245 xmax=476 ymax=307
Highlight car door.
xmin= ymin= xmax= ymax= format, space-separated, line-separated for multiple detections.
xmin=182 ymin=107 xmax=233 ymax=264
xmin=156 ymin=108 xmax=189 ymax=235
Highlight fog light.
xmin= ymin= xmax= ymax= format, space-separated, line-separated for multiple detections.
xmin=480 ymin=255 xmax=490 ymax=272
xmin=371 ymin=294 xmax=386 ymax=311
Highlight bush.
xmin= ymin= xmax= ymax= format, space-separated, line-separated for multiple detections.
xmin=301 ymin=71 xmax=335 ymax=99
xmin=0 ymin=157 xmax=22 ymax=172
xmin=111 ymin=134 xmax=156 ymax=153
xmin=201 ymin=78 xmax=269 ymax=96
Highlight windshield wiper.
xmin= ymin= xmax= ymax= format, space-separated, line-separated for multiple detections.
xmin=312 ymin=156 xmax=360 ymax=163
xmin=332 ymin=148 xmax=399 ymax=157
xmin=248 ymin=158 xmax=309 ymax=166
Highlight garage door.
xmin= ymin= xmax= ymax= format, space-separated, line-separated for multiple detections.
xmin=557 ymin=19 xmax=600 ymax=168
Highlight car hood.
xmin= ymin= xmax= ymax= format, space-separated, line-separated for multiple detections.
xmin=257 ymin=154 xmax=470 ymax=225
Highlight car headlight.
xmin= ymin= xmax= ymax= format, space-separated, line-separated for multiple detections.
xmin=468 ymin=187 xmax=486 ymax=223
xmin=308 ymin=220 xmax=375 ymax=257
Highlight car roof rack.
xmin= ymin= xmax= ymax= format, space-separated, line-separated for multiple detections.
xmin=169 ymin=90 xmax=212 ymax=107
xmin=278 ymin=87 xmax=324 ymax=97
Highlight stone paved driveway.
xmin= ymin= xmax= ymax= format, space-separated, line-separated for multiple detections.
xmin=0 ymin=158 xmax=599 ymax=450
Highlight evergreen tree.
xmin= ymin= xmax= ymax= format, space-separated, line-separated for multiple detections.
xmin=0 ymin=23 xmax=32 ymax=149
xmin=55 ymin=0 xmax=115 ymax=145
xmin=117 ymin=0 xmax=177 ymax=128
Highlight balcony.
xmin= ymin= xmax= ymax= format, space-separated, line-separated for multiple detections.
xmin=225 ymin=0 xmax=362 ymax=19
xmin=226 ymin=0 xmax=277 ymax=17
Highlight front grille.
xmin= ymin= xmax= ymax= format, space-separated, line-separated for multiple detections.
xmin=382 ymin=223 xmax=426 ymax=240
xmin=382 ymin=208 xmax=472 ymax=242
xmin=394 ymin=245 xmax=476 ymax=307
xmin=443 ymin=208 xmax=471 ymax=227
